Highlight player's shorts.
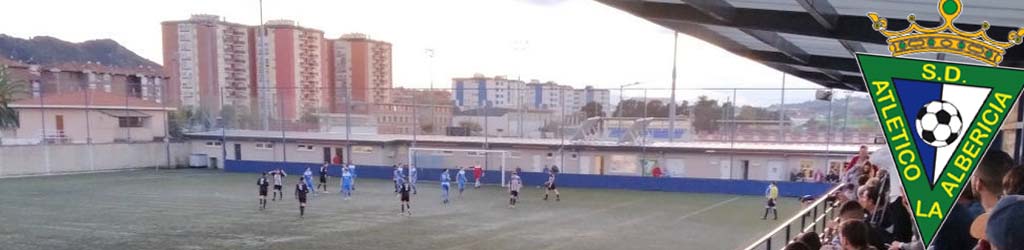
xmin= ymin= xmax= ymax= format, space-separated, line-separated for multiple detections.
xmin=274 ymin=185 xmax=283 ymax=191
xmin=766 ymin=199 xmax=777 ymax=208
xmin=442 ymin=183 xmax=450 ymax=191
xmin=400 ymin=194 xmax=410 ymax=202
xmin=458 ymin=183 xmax=465 ymax=190
xmin=320 ymin=176 xmax=327 ymax=183
xmin=259 ymin=188 xmax=268 ymax=196
xmin=298 ymin=196 xmax=307 ymax=203
xmin=547 ymin=184 xmax=557 ymax=190
xmin=342 ymin=184 xmax=352 ymax=191
xmin=511 ymin=191 xmax=519 ymax=197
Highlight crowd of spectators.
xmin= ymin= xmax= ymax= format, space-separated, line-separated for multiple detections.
xmin=782 ymin=145 xmax=1024 ymax=250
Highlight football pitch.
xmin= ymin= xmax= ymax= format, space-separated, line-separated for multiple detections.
xmin=0 ymin=169 xmax=800 ymax=250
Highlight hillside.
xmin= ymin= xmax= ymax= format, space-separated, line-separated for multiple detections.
xmin=0 ymin=34 xmax=159 ymax=68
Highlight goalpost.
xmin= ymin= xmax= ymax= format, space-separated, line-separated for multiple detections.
xmin=408 ymin=147 xmax=511 ymax=187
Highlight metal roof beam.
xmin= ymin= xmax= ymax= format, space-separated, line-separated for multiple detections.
xmin=682 ymin=0 xmax=736 ymax=21
xmin=794 ymin=0 xmax=838 ymax=30
xmin=653 ymin=20 xmax=861 ymax=89
xmin=627 ymin=1 xmax=1022 ymax=51
xmin=742 ymin=29 xmax=811 ymax=64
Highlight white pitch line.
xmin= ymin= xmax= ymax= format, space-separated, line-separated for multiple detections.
xmin=0 ymin=168 xmax=143 ymax=179
xmin=674 ymin=196 xmax=742 ymax=223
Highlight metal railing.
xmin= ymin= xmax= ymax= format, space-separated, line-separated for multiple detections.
xmin=742 ymin=184 xmax=844 ymax=250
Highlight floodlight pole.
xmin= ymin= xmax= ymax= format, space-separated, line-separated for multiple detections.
xmin=220 ymin=87 xmax=227 ymax=168
xmin=161 ymin=77 xmax=170 ymax=171
xmin=668 ymin=32 xmax=678 ymax=143
xmin=779 ymin=73 xmax=786 ymax=143
xmin=344 ymin=80 xmax=352 ymax=166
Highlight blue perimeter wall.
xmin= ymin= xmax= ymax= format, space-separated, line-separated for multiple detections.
xmin=225 ymin=160 xmax=831 ymax=197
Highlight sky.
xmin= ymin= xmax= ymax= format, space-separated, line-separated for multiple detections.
xmin=0 ymin=0 xmax=825 ymax=105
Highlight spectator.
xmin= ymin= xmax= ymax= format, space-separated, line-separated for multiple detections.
xmin=845 ymin=146 xmax=870 ymax=184
xmin=652 ymin=166 xmax=663 ymax=178
xmin=784 ymin=242 xmax=812 ymax=250
xmin=857 ymin=175 xmax=870 ymax=187
xmin=332 ymin=154 xmax=342 ymax=165
xmin=972 ymin=149 xmax=1014 ymax=211
xmin=857 ymin=183 xmax=912 ymax=249
xmin=792 ymin=169 xmax=802 ymax=182
xmin=1003 ymin=166 xmax=1024 ymax=195
xmin=985 ymin=195 xmax=1024 ymax=250
xmin=823 ymin=201 xmax=867 ymax=247
xmin=795 ymin=232 xmax=822 ymax=250
xmin=839 ymin=220 xmax=876 ymax=250
xmin=826 ymin=169 xmax=841 ymax=183
xmin=968 ymin=149 xmax=1015 ymax=250
xmin=813 ymin=169 xmax=825 ymax=183
xmin=473 ymin=164 xmax=484 ymax=188
xmin=543 ymin=165 xmax=550 ymax=175
xmin=929 ymin=184 xmax=980 ymax=250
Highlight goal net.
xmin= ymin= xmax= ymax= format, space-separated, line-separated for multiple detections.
xmin=408 ymin=147 xmax=511 ymax=187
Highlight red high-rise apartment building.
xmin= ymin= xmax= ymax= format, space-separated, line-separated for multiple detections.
xmin=259 ymin=20 xmax=330 ymax=121
xmin=161 ymin=14 xmax=254 ymax=116
xmin=333 ymin=33 xmax=392 ymax=110
xmin=161 ymin=16 xmax=393 ymax=124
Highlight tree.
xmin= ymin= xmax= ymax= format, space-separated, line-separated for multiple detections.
xmin=421 ymin=123 xmax=434 ymax=134
xmin=581 ymin=102 xmax=605 ymax=118
xmin=691 ymin=96 xmax=721 ymax=134
xmin=220 ymin=105 xmax=238 ymax=128
xmin=0 ymin=66 xmax=28 ymax=130
xmin=299 ymin=110 xmax=319 ymax=124
xmin=168 ymin=109 xmax=187 ymax=139
xmin=676 ymin=100 xmax=690 ymax=117
xmin=457 ymin=121 xmax=482 ymax=134
xmin=646 ymin=100 xmax=668 ymax=117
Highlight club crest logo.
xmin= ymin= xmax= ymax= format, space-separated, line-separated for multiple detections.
xmin=859 ymin=0 xmax=1024 ymax=246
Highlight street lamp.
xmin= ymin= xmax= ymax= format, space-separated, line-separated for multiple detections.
xmin=618 ymin=82 xmax=642 ymax=134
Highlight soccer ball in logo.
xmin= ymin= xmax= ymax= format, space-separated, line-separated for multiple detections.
xmin=915 ymin=100 xmax=963 ymax=147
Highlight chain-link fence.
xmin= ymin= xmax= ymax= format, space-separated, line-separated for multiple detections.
xmin=189 ymin=86 xmax=881 ymax=146
xmin=0 ymin=65 xmax=884 ymax=176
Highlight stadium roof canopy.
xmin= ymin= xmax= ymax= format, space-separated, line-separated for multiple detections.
xmin=597 ymin=0 xmax=1024 ymax=91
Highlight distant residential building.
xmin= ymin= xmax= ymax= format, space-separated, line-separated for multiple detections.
xmin=373 ymin=88 xmax=453 ymax=135
xmin=451 ymin=74 xmax=527 ymax=110
xmin=1 ymin=58 xmax=169 ymax=104
xmin=571 ymin=86 xmax=611 ymax=114
xmin=161 ymin=14 xmax=255 ymax=116
xmin=451 ymin=107 xmax=578 ymax=138
xmin=525 ymin=80 xmax=571 ymax=111
xmin=259 ymin=20 xmax=329 ymax=121
xmin=3 ymin=91 xmax=175 ymax=144
xmin=316 ymin=113 xmax=377 ymax=134
xmin=333 ymin=33 xmax=392 ymax=107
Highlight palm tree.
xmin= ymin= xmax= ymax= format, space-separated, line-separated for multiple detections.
xmin=0 ymin=66 xmax=28 ymax=130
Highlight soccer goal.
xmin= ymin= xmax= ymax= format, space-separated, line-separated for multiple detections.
xmin=407 ymin=147 xmax=511 ymax=187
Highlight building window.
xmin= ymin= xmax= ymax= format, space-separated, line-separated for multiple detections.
xmin=205 ymin=141 xmax=222 ymax=147
xmin=118 ymin=117 xmax=144 ymax=128
xmin=352 ymin=146 xmax=374 ymax=154
xmin=256 ymin=142 xmax=274 ymax=150
xmin=467 ymin=151 xmax=485 ymax=157
xmin=296 ymin=144 xmax=315 ymax=151
xmin=434 ymin=150 xmax=454 ymax=156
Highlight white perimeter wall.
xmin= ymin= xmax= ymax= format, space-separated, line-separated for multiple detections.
xmin=0 ymin=142 xmax=190 ymax=177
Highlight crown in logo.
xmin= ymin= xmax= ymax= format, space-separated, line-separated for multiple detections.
xmin=868 ymin=0 xmax=1024 ymax=66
